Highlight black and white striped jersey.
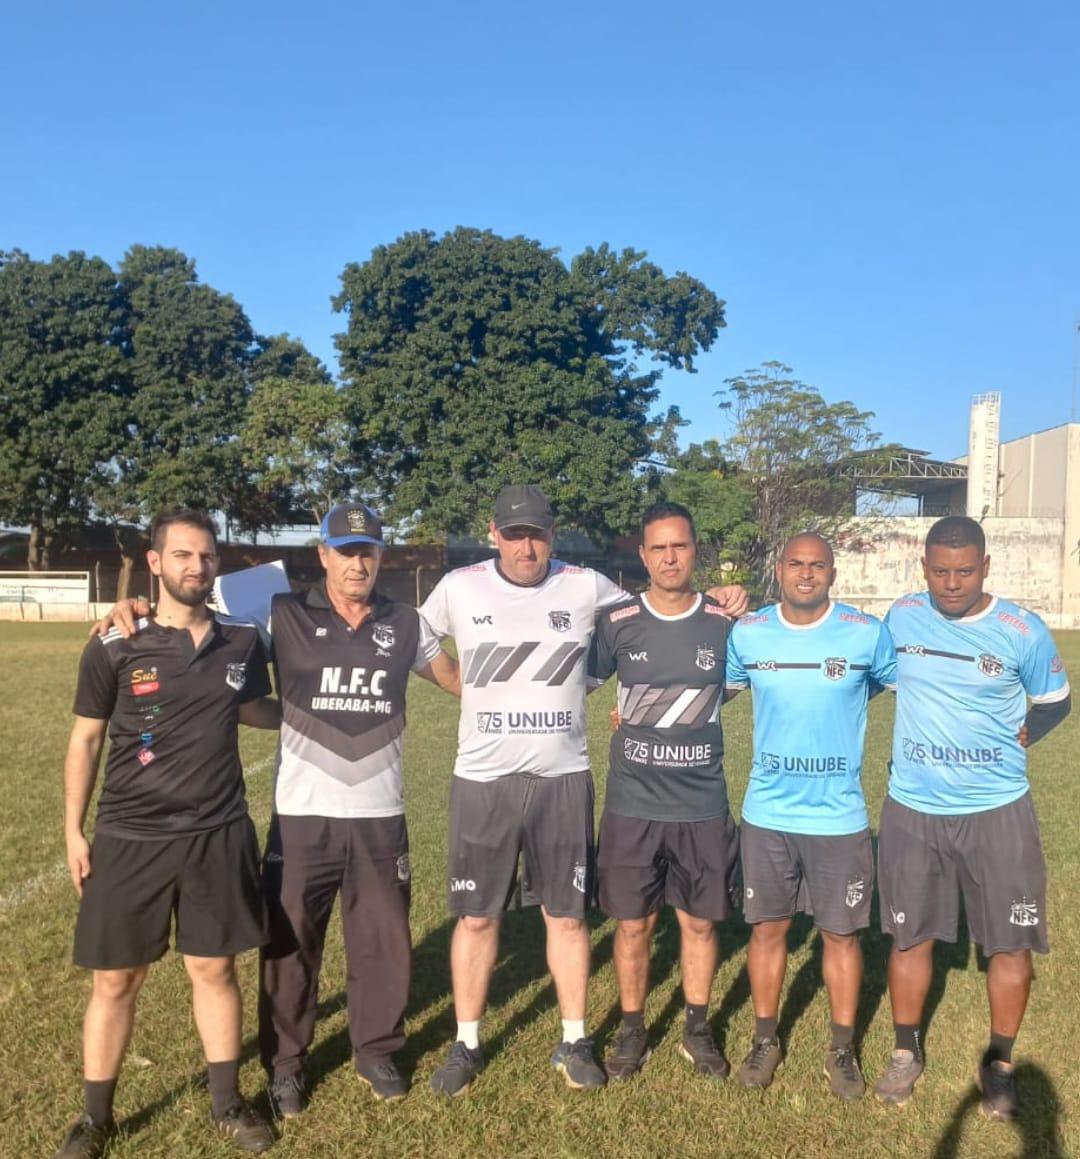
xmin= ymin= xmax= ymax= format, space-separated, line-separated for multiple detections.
xmin=420 ymin=558 xmax=627 ymax=781
xmin=592 ymin=592 xmax=733 ymax=822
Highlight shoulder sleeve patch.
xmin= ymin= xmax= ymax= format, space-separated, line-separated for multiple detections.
xmin=609 ymin=603 xmax=641 ymax=623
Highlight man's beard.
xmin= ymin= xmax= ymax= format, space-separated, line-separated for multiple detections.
xmin=160 ymin=573 xmax=213 ymax=607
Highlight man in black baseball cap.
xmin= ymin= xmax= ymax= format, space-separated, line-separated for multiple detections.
xmin=491 ymin=485 xmax=554 ymax=535
xmin=319 ymin=503 xmax=387 ymax=549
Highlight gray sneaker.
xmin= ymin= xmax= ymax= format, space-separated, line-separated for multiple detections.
xmin=874 ymin=1049 xmax=924 ymax=1106
xmin=737 ymin=1037 xmax=782 ymax=1089
xmin=267 ymin=1071 xmax=307 ymax=1119
xmin=604 ymin=1024 xmax=651 ymax=1081
xmin=551 ymin=1038 xmax=607 ymax=1090
xmin=824 ymin=1045 xmax=865 ymax=1100
xmin=53 ymin=1114 xmax=115 ymax=1159
xmin=679 ymin=1027 xmax=730 ymax=1080
xmin=430 ymin=1041 xmax=485 ymax=1098
xmin=356 ymin=1058 xmax=408 ymax=1101
xmin=977 ymin=1057 xmax=1018 ymax=1121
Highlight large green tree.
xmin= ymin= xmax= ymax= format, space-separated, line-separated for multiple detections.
xmin=0 ymin=250 xmax=130 ymax=568
xmin=714 ymin=362 xmax=884 ymax=598
xmin=333 ymin=228 xmax=725 ymax=539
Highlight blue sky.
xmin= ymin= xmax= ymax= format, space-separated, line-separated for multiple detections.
xmin=3 ymin=0 xmax=1078 ymax=460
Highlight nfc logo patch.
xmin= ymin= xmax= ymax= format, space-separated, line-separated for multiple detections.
xmin=823 ymin=657 xmax=847 ymax=681
xmin=978 ymin=653 xmax=1004 ymax=678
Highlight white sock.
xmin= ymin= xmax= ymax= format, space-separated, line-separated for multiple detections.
xmin=562 ymin=1018 xmax=585 ymax=1044
xmin=456 ymin=1020 xmax=480 ymax=1050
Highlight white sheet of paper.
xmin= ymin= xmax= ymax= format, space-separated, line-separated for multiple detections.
xmin=212 ymin=560 xmax=290 ymax=641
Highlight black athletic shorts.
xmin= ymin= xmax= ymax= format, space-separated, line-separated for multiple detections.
xmin=740 ymin=821 xmax=873 ymax=935
xmin=878 ymin=793 xmax=1049 ymax=955
xmin=73 ymin=815 xmax=267 ymax=970
xmin=447 ymin=771 xmax=595 ymax=919
xmin=597 ymin=811 xmax=741 ymax=922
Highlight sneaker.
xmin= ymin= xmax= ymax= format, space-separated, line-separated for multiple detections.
xmin=679 ymin=1026 xmax=730 ymax=1080
xmin=824 ymin=1045 xmax=865 ymax=1101
xmin=430 ymin=1041 xmax=485 ymax=1098
xmin=551 ymin=1038 xmax=607 ymax=1090
xmin=978 ymin=1057 xmax=1018 ymax=1121
xmin=356 ymin=1058 xmax=408 ymax=1101
xmin=212 ymin=1100 xmax=275 ymax=1153
xmin=737 ymin=1037 xmax=782 ymax=1089
xmin=53 ymin=1113 xmax=115 ymax=1159
xmin=873 ymin=1049 xmax=924 ymax=1106
xmin=267 ymin=1071 xmax=307 ymax=1119
xmin=604 ymin=1024 xmax=651 ymax=1081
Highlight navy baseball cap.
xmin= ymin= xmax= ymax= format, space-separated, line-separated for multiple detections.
xmin=493 ymin=484 xmax=554 ymax=532
xmin=320 ymin=503 xmax=386 ymax=548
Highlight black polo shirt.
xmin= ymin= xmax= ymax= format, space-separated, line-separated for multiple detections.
xmin=73 ymin=615 xmax=271 ymax=839
xmin=269 ymin=583 xmax=438 ymax=818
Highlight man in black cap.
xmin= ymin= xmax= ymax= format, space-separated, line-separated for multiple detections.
xmin=421 ymin=486 xmax=748 ymax=1097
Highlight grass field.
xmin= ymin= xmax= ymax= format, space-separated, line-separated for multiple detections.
xmin=0 ymin=623 xmax=1076 ymax=1158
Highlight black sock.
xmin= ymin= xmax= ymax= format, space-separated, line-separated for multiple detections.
xmin=894 ymin=1023 xmax=923 ymax=1060
xmin=754 ymin=1016 xmax=778 ymax=1042
xmin=830 ymin=1022 xmax=855 ymax=1050
xmin=685 ymin=1003 xmax=709 ymax=1034
xmin=207 ymin=1059 xmax=241 ymax=1120
xmin=985 ymin=1032 xmax=1015 ymax=1065
xmin=622 ymin=1009 xmax=645 ymax=1031
xmin=84 ymin=1079 xmax=117 ymax=1125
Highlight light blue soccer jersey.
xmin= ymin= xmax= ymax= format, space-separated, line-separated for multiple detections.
xmin=886 ymin=593 xmax=1070 ymax=815
xmin=726 ymin=601 xmax=897 ymax=835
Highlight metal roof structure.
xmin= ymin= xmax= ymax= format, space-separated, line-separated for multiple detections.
xmin=835 ymin=448 xmax=967 ymax=497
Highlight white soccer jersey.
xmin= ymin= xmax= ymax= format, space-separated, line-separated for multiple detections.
xmin=421 ymin=558 xmax=627 ymax=781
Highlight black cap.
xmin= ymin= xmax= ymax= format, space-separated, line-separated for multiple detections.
xmin=493 ymin=484 xmax=554 ymax=532
xmin=320 ymin=503 xmax=386 ymax=548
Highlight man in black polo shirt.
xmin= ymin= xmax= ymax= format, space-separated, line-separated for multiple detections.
xmin=259 ymin=503 xmax=460 ymax=1114
xmin=56 ymin=509 xmax=277 ymax=1159
xmin=592 ymin=501 xmax=739 ymax=1082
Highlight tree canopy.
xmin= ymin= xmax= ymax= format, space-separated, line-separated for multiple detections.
xmin=333 ymin=228 xmax=726 ymax=538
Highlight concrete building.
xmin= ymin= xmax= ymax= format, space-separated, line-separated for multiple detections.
xmin=834 ymin=393 xmax=1080 ymax=628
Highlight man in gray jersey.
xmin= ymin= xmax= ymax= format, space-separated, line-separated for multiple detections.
xmin=421 ymin=487 xmax=748 ymax=1097
xmin=591 ymin=501 xmax=739 ymax=1082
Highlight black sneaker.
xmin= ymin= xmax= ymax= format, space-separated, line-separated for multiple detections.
xmin=53 ymin=1113 xmax=115 ymax=1159
xmin=430 ymin=1041 xmax=485 ymax=1098
xmin=824 ymin=1045 xmax=865 ymax=1100
xmin=267 ymin=1071 xmax=307 ymax=1119
xmin=873 ymin=1049 xmax=924 ymax=1106
xmin=978 ymin=1057 xmax=1018 ymax=1121
xmin=551 ymin=1038 xmax=607 ymax=1090
xmin=356 ymin=1058 xmax=408 ymax=1101
xmin=737 ymin=1037 xmax=782 ymax=1089
xmin=604 ymin=1024 xmax=651 ymax=1081
xmin=212 ymin=1100 xmax=275 ymax=1153
xmin=679 ymin=1026 xmax=730 ymax=1080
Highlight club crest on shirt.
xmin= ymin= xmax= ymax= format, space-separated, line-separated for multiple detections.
xmin=977 ymin=652 xmax=1004 ymax=678
xmin=225 ymin=662 xmax=247 ymax=691
xmin=572 ymin=860 xmax=588 ymax=893
xmin=823 ymin=656 xmax=848 ymax=681
xmin=695 ymin=645 xmax=716 ymax=671
xmin=372 ymin=623 xmax=395 ymax=650
xmin=548 ymin=610 xmax=571 ymax=632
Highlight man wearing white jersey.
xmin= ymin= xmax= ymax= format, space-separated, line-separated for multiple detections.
xmin=422 ymin=486 xmax=747 ymax=1096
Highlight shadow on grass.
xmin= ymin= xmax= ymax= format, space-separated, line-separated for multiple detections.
xmin=931 ymin=1063 xmax=1065 ymax=1159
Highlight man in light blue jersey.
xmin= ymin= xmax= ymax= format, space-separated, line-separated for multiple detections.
xmin=874 ymin=515 xmax=1071 ymax=1119
xmin=725 ymin=533 xmax=896 ymax=1100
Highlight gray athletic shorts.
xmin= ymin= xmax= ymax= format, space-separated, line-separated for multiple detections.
xmin=597 ymin=811 xmax=741 ymax=922
xmin=447 ymin=770 xmax=595 ymax=919
xmin=878 ymin=793 xmax=1049 ymax=955
xmin=740 ymin=821 xmax=873 ymax=935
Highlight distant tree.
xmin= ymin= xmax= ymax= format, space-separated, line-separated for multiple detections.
xmin=0 ymin=250 xmax=129 ymax=569
xmin=95 ymin=246 xmax=258 ymax=593
xmin=659 ymin=439 xmax=757 ymax=587
xmin=716 ymin=362 xmax=883 ymax=599
xmin=333 ymin=228 xmax=725 ymax=539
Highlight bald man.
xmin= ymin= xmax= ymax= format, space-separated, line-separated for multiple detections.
xmin=724 ymin=534 xmax=896 ymax=1100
